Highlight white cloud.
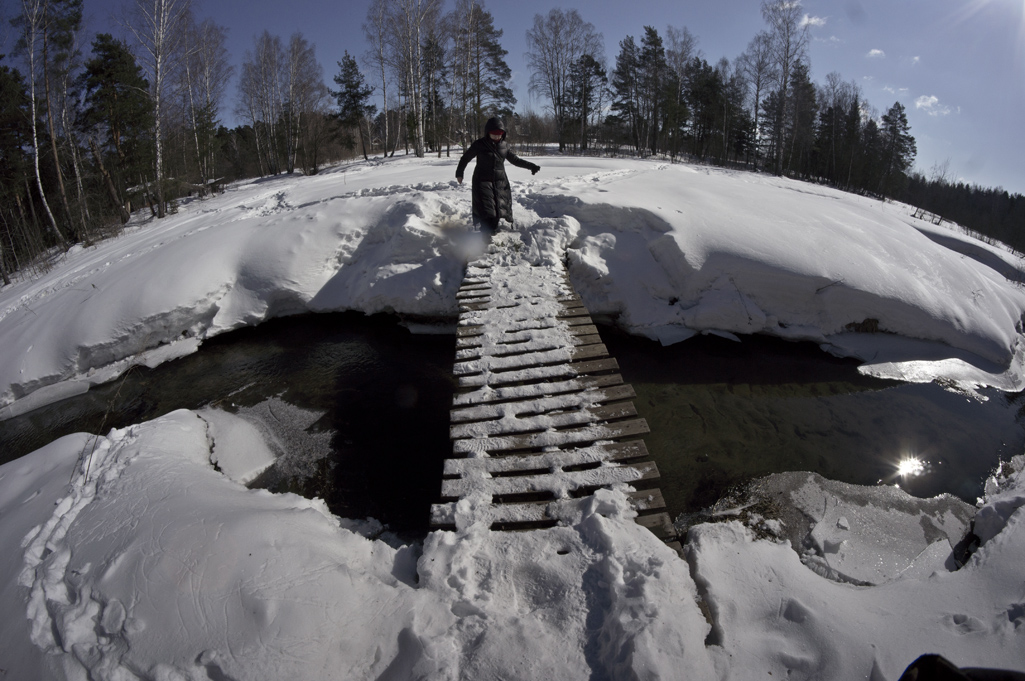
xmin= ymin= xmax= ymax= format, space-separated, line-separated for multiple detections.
xmin=911 ymin=56 xmax=921 ymax=65
xmin=800 ymin=14 xmax=827 ymax=27
xmin=867 ymin=49 xmax=886 ymax=58
xmin=915 ymin=95 xmax=952 ymax=116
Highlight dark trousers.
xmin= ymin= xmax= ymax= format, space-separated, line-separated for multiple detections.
xmin=473 ymin=215 xmax=499 ymax=243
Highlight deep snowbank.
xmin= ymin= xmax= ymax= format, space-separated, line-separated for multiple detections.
xmin=3 ymin=156 xmax=1025 ymax=418
xmin=2 ymin=408 xmax=1023 ymax=679
xmin=3 ymin=156 xmax=1025 ymax=678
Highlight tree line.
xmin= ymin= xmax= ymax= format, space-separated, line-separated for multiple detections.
xmin=1 ymin=0 xmax=1021 ymax=286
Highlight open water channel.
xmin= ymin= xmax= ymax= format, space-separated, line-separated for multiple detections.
xmin=2 ymin=312 xmax=1022 ymax=538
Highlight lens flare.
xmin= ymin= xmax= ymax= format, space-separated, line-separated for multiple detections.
xmin=897 ymin=457 xmax=925 ymax=477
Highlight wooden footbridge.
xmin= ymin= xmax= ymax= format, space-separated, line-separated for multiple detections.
xmin=430 ymin=250 xmax=679 ymax=549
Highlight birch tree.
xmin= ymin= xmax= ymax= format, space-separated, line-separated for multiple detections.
xmin=392 ymin=0 xmax=440 ymax=157
xmin=180 ymin=17 xmax=231 ymax=183
xmin=363 ymin=0 xmax=392 ymax=156
xmin=737 ymin=30 xmax=777 ymax=167
xmin=761 ymin=0 xmax=809 ymax=175
xmin=285 ymin=33 xmax=329 ymax=173
xmin=126 ymin=0 xmax=192 ymax=218
xmin=446 ymin=0 xmax=514 ymax=141
xmin=525 ymin=8 xmax=602 ymax=151
xmin=664 ymin=25 xmax=697 ymax=158
xmin=12 ymin=0 xmax=65 ymax=244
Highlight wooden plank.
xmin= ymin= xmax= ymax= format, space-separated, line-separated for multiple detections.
xmin=454 ymin=334 xmax=604 ymax=361
xmin=442 ymin=440 xmax=650 ymax=476
xmin=451 ymin=418 xmax=650 ymax=454
xmin=429 ymin=489 xmax=666 ymax=528
xmin=455 ymin=314 xmax=593 ymax=338
xmin=635 ymin=512 xmax=678 ymax=541
xmin=441 ymin=461 xmax=659 ymax=498
xmin=450 ymin=384 xmax=636 ymax=423
xmin=452 ymin=374 xmax=626 ymax=407
xmin=460 ymin=306 xmax=594 ymax=327
xmin=456 ymin=357 xmax=621 ymax=388
xmin=456 ymin=324 xmax=599 ymax=349
xmin=452 ymin=342 xmax=608 ymax=376
xmin=450 ymin=401 xmax=638 ymax=439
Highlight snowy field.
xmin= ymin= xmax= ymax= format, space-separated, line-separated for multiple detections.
xmin=2 ymin=156 xmax=1025 ymax=679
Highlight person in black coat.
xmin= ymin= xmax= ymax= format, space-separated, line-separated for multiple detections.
xmin=455 ymin=117 xmax=540 ymax=241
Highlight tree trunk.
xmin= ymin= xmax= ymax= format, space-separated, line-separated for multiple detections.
xmin=43 ymin=39 xmax=76 ymax=241
xmin=90 ymin=137 xmax=131 ymax=224
xmin=23 ymin=21 xmax=64 ymax=245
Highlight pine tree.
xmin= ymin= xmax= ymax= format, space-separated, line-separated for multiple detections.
xmin=0 ymin=64 xmax=34 ymax=279
xmin=637 ymin=26 xmax=666 ymax=155
xmin=567 ymin=54 xmax=606 ymax=152
xmin=79 ymin=33 xmax=153 ymax=217
xmin=786 ymin=60 xmax=817 ymax=177
xmin=610 ymin=35 xmax=640 ymax=151
xmin=333 ymin=51 xmax=376 ymax=161
xmin=879 ymin=101 xmax=916 ymax=197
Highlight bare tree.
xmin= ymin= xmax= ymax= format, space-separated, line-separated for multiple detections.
xmin=13 ymin=0 xmax=65 ymax=244
xmin=285 ymin=33 xmax=329 ymax=173
xmin=236 ymin=57 xmax=268 ymax=175
xmin=445 ymin=0 xmax=514 ymax=142
xmin=525 ymin=8 xmax=602 ymax=151
xmin=664 ymin=26 xmax=697 ymax=160
xmin=125 ymin=0 xmax=192 ymax=217
xmin=760 ymin=0 xmax=809 ymax=175
xmin=179 ymin=17 xmax=231 ymax=183
xmin=391 ymin=0 xmax=440 ymax=157
xmin=737 ymin=30 xmax=777 ymax=168
xmin=238 ymin=31 xmax=286 ymax=174
xmin=363 ymin=0 xmax=392 ymax=156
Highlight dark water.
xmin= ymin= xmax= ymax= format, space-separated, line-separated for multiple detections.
xmin=1 ymin=314 xmax=1022 ymax=536
xmin=602 ymin=329 xmax=1025 ymax=523
xmin=0 ymin=312 xmax=457 ymax=536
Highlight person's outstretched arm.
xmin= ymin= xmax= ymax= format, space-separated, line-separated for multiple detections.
xmin=506 ymin=149 xmax=540 ymax=175
xmin=455 ymin=142 xmax=479 ymax=183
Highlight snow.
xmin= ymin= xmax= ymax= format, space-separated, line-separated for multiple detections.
xmin=2 ymin=155 xmax=1025 ymax=679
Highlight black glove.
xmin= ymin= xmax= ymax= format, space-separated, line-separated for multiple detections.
xmin=531 ymin=164 xmax=540 ymax=176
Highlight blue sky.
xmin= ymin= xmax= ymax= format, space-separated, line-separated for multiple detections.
xmin=4 ymin=0 xmax=1024 ymax=193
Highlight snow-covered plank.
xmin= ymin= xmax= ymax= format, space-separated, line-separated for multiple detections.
xmin=440 ymin=461 xmax=658 ymax=498
xmin=451 ymin=418 xmax=650 ymax=454
xmin=429 ymin=488 xmax=667 ymax=528
xmin=456 ymin=314 xmax=593 ymax=337
xmin=458 ymin=303 xmax=593 ymax=327
xmin=452 ymin=342 xmax=609 ymax=375
xmin=450 ymin=384 xmax=637 ymax=423
xmin=451 ymin=373 xmax=626 ymax=407
xmin=454 ymin=333 xmax=604 ymax=361
xmin=635 ymin=512 xmax=677 ymax=541
xmin=456 ymin=324 xmax=599 ymax=349
xmin=441 ymin=440 xmax=649 ymax=476
xmin=450 ymin=401 xmax=638 ymax=439
xmin=456 ymin=357 xmax=621 ymax=388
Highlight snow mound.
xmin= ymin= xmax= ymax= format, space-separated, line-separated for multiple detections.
xmin=1 ymin=410 xmax=718 ymax=680
xmin=3 ymin=157 xmax=1025 ymax=418
xmin=686 ymin=466 xmax=1025 ymax=679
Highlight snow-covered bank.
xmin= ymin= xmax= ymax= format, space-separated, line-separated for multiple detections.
xmin=2 ymin=408 xmax=1023 ymax=679
xmin=3 ymin=156 xmax=1025 ymax=418
xmin=3 ymin=156 xmax=1025 ymax=679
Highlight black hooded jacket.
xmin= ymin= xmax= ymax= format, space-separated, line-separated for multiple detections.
xmin=455 ymin=117 xmax=538 ymax=225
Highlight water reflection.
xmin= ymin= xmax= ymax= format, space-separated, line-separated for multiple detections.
xmin=1 ymin=316 xmax=1022 ymax=537
xmin=601 ymin=329 xmax=1025 ymax=523
xmin=0 ymin=313 xmax=456 ymax=537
